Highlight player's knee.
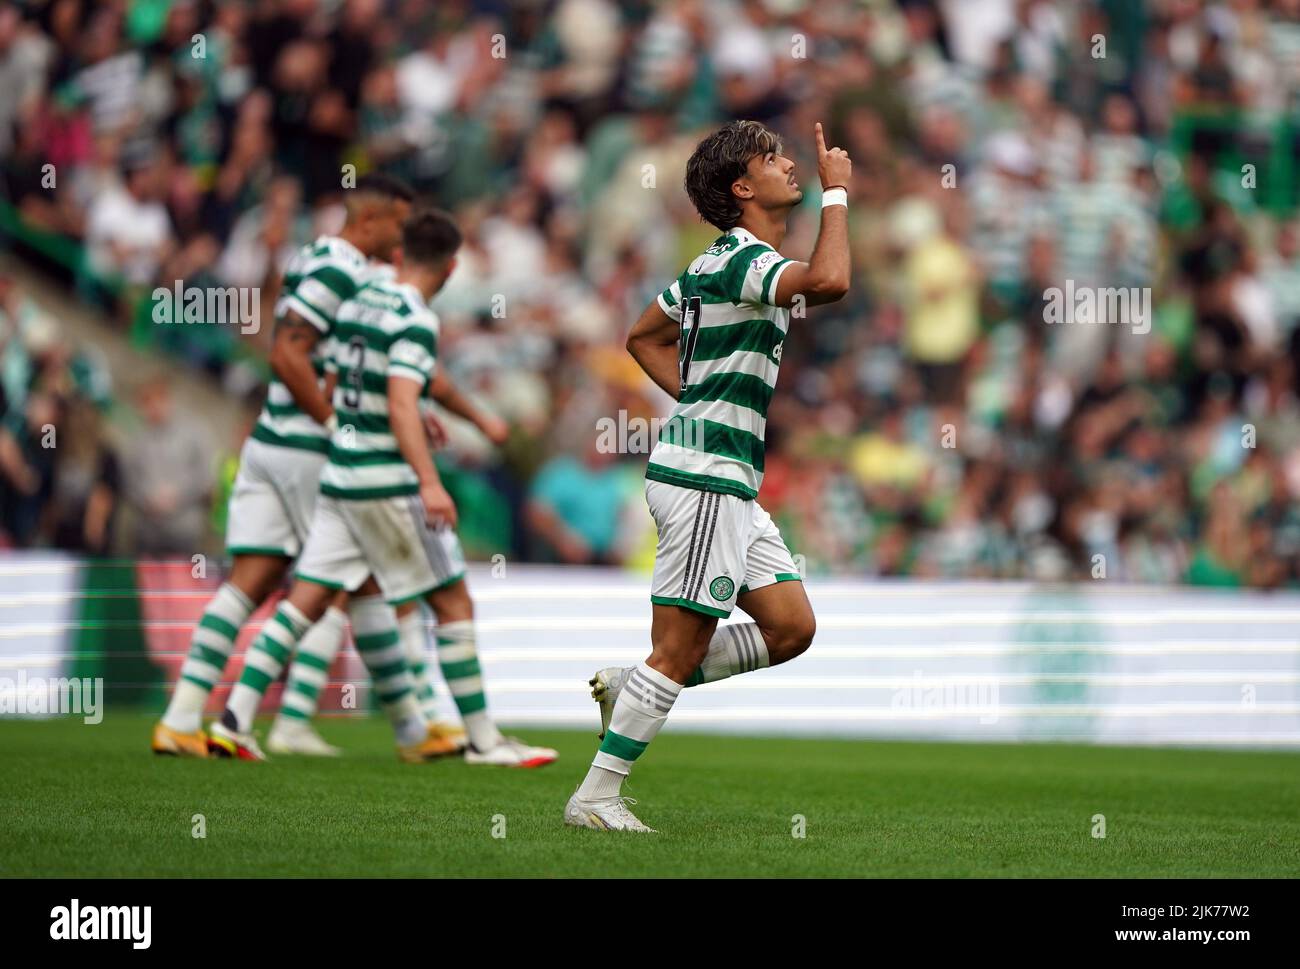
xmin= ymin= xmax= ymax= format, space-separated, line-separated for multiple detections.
xmin=228 ymin=556 xmax=286 ymax=604
xmin=648 ymin=640 xmax=709 ymax=683
xmin=429 ymin=580 xmax=472 ymax=623
xmin=288 ymin=580 xmax=334 ymax=624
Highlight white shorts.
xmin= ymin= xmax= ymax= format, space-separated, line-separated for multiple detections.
xmin=293 ymin=493 xmax=466 ymax=605
xmin=646 ymin=479 xmax=800 ymax=618
xmin=225 ymin=438 xmax=326 ymax=558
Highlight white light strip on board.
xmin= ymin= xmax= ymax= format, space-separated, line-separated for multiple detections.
xmin=471 ymin=703 xmax=1300 ymax=718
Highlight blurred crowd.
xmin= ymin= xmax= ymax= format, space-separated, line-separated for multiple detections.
xmin=4 ymin=0 xmax=1300 ymax=587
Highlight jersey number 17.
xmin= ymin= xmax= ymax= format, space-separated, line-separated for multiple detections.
xmin=678 ymin=295 xmax=702 ymax=395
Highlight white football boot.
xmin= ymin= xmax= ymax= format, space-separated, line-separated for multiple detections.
xmin=464 ymin=736 xmax=558 ymax=768
xmin=206 ymin=719 xmax=268 ymax=761
xmin=564 ymin=794 xmax=657 ymax=833
xmin=589 ymin=666 xmax=633 ymax=739
xmin=266 ymin=718 xmax=343 ymax=757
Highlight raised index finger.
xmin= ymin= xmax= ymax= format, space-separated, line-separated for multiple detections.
xmin=815 ymin=122 xmax=827 ymax=156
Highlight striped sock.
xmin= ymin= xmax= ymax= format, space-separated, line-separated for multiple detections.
xmin=577 ymin=662 xmax=681 ymax=800
xmin=435 ymin=620 xmax=502 ymax=750
xmin=277 ymin=606 xmax=348 ymax=722
xmin=397 ymin=607 xmax=443 ymax=722
xmin=162 ymin=583 xmax=254 ymax=734
xmin=226 ymin=601 xmax=310 ymax=733
xmin=684 ymin=622 xmax=769 ymax=687
xmin=350 ymin=595 xmax=425 ymax=746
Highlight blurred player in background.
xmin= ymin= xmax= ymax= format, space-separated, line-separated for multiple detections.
xmin=151 ymin=174 xmax=421 ymax=757
xmin=209 ymin=208 xmax=557 ymax=768
xmin=565 ymin=121 xmax=851 ymax=831
xmin=265 ymin=367 xmax=511 ymax=756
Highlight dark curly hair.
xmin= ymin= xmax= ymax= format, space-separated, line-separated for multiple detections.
xmin=684 ymin=121 xmax=784 ymax=231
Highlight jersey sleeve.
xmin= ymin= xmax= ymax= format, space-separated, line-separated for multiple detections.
xmin=281 ymin=263 xmax=357 ymax=334
xmin=657 ymin=279 xmax=684 ymax=323
xmin=737 ymin=245 xmax=793 ymax=307
xmin=388 ymin=319 xmax=438 ymax=384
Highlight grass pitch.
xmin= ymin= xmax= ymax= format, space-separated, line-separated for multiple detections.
xmin=2 ymin=715 xmax=1297 ymax=878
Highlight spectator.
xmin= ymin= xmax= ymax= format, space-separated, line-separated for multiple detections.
xmin=526 ymin=441 xmax=635 ymax=565
xmin=121 ymin=376 xmax=211 ymax=556
xmin=84 ymin=156 xmax=173 ymax=289
xmin=0 ymin=386 xmax=60 ymax=546
xmin=47 ymin=395 xmax=118 ymax=555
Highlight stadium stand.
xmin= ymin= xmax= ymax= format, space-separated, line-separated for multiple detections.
xmin=3 ymin=0 xmax=1300 ymax=588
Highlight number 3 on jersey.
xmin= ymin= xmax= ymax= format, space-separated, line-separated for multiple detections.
xmin=678 ymin=295 xmax=702 ymax=394
xmin=342 ymin=335 xmax=366 ymax=409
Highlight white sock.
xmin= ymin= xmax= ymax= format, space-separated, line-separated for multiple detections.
xmin=397 ymin=606 xmax=448 ymax=723
xmin=163 ymin=582 xmax=254 ymax=733
xmin=691 ymin=622 xmax=769 ymax=686
xmin=577 ymin=662 xmax=681 ymax=801
xmin=436 ymin=619 xmax=502 ymax=750
xmin=349 ymin=594 xmax=426 ymax=745
xmin=275 ymin=606 xmax=348 ymax=725
xmin=225 ymin=601 xmax=311 ymax=733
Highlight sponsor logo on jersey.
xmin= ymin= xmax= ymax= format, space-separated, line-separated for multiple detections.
xmin=750 ymin=250 xmax=780 ymax=275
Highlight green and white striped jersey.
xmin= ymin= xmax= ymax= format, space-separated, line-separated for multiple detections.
xmin=319 ymin=279 xmax=439 ymax=501
xmin=252 ymin=235 xmax=371 ymax=454
xmin=647 ymin=228 xmax=794 ymax=500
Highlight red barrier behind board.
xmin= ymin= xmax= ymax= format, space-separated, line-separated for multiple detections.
xmin=136 ymin=561 xmax=369 ymax=716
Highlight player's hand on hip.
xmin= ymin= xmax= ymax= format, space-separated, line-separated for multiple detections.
xmin=815 ymin=122 xmax=852 ymax=190
xmin=420 ymin=481 xmax=458 ymax=530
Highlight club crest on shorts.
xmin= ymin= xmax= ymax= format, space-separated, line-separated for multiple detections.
xmin=709 ymin=575 xmax=735 ymax=602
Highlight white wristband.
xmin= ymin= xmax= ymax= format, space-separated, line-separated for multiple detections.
xmin=821 ymin=187 xmax=848 ymax=208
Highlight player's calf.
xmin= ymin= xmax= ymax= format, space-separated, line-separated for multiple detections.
xmin=736 ymin=578 xmax=816 ymax=667
xmin=210 ymin=580 xmax=335 ymax=757
xmin=424 ymin=577 xmax=553 ymax=765
xmin=761 ymin=608 xmax=816 ymax=665
xmin=394 ymin=603 xmax=465 ymax=746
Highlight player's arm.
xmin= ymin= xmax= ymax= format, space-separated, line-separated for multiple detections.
xmin=322 ymin=334 xmax=339 ymax=403
xmin=388 ymin=323 xmax=457 ymax=527
xmin=773 ymin=122 xmax=852 ymax=308
xmin=390 ymin=374 xmax=457 ymax=529
xmin=626 ymin=299 xmax=682 ymax=400
xmin=428 ymin=370 xmax=508 ymax=445
xmin=268 ymin=309 xmax=335 ymax=426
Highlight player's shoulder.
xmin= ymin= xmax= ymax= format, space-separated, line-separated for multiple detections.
xmin=676 ymin=228 xmax=786 ymax=305
xmin=365 ymin=280 xmax=437 ymax=333
xmin=686 ymin=228 xmax=779 ymax=275
xmin=299 ymin=235 xmax=369 ymax=275
xmin=349 ymin=277 xmax=402 ymax=311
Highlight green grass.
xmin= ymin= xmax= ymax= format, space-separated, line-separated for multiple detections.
xmin=2 ymin=715 xmax=1298 ymax=877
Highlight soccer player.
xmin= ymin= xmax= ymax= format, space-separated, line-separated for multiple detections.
xmin=208 ymin=208 xmax=557 ymax=768
xmin=267 ymin=369 xmax=510 ymax=755
xmin=564 ymin=121 xmax=852 ymax=831
xmin=149 ymin=173 xmax=438 ymax=758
